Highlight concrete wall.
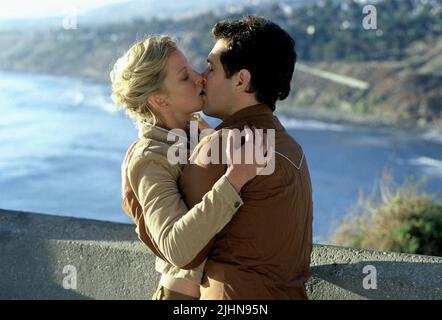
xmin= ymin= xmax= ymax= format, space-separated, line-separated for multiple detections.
xmin=1 ymin=209 xmax=441 ymax=300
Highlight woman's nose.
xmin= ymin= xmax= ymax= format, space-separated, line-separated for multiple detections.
xmin=195 ymin=73 xmax=205 ymax=86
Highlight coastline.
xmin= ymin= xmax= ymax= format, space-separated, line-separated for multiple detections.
xmin=2 ymin=68 xmax=442 ymax=242
xmin=277 ymin=104 xmax=442 ymax=135
xmin=1 ymin=68 xmax=441 ymax=136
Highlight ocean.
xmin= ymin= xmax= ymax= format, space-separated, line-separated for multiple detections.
xmin=1 ymin=70 xmax=441 ymax=243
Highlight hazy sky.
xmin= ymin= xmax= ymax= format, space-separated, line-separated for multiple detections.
xmin=0 ymin=0 xmax=130 ymax=19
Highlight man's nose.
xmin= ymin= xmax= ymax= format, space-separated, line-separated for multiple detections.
xmin=201 ymin=68 xmax=209 ymax=79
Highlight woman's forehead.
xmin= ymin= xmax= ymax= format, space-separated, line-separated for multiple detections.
xmin=168 ymin=50 xmax=188 ymax=73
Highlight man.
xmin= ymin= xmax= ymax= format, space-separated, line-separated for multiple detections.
xmin=122 ymin=16 xmax=313 ymax=300
xmin=178 ymin=16 xmax=313 ymax=300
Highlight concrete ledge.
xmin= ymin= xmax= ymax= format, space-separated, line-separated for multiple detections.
xmin=1 ymin=209 xmax=441 ymax=299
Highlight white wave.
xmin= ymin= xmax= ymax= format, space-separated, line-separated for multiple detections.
xmin=421 ymin=130 xmax=442 ymax=144
xmin=71 ymin=91 xmax=84 ymax=106
xmin=278 ymin=115 xmax=346 ymax=131
xmin=89 ymin=95 xmax=120 ymax=114
xmin=409 ymin=157 xmax=442 ymax=168
xmin=408 ymin=157 xmax=442 ymax=177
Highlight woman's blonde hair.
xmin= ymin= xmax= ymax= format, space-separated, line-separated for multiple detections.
xmin=110 ymin=35 xmax=177 ymax=124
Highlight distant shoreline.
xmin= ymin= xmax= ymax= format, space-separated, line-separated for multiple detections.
xmin=1 ymin=68 xmax=441 ymax=136
xmin=277 ymin=104 xmax=442 ymax=135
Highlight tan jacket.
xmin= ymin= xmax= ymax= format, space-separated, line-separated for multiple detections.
xmin=179 ymin=104 xmax=313 ymax=299
xmin=123 ymin=119 xmax=243 ymax=284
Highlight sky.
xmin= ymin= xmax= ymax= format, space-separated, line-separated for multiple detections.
xmin=0 ymin=0 xmax=130 ymax=19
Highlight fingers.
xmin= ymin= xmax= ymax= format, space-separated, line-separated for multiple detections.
xmin=249 ymin=125 xmax=270 ymax=162
xmin=262 ymin=132 xmax=268 ymax=156
xmin=253 ymin=127 xmax=269 ymax=158
xmin=253 ymin=125 xmax=263 ymax=148
xmin=226 ymin=129 xmax=235 ymax=165
xmin=243 ymin=125 xmax=254 ymax=160
xmin=218 ymin=126 xmax=275 ymax=169
xmin=244 ymin=125 xmax=253 ymax=143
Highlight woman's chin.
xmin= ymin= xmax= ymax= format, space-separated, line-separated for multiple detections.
xmin=195 ymin=100 xmax=205 ymax=112
xmin=193 ymin=105 xmax=203 ymax=113
xmin=200 ymin=94 xmax=207 ymax=105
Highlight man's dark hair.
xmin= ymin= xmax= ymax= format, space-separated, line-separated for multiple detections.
xmin=212 ymin=16 xmax=296 ymax=110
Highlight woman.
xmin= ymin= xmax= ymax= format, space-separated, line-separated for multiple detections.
xmin=110 ymin=36 xmax=267 ymax=300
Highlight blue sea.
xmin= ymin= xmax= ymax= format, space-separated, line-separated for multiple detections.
xmin=1 ymin=71 xmax=441 ymax=243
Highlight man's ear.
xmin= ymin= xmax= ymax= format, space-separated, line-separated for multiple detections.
xmin=147 ymin=94 xmax=169 ymax=111
xmin=234 ymin=69 xmax=251 ymax=93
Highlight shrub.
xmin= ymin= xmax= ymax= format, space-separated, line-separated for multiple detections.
xmin=330 ymin=170 xmax=442 ymax=256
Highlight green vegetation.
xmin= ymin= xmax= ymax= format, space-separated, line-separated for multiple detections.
xmin=101 ymin=0 xmax=442 ymax=62
xmin=250 ymin=0 xmax=442 ymax=62
xmin=330 ymin=171 xmax=442 ymax=256
xmin=2 ymin=0 xmax=441 ymax=74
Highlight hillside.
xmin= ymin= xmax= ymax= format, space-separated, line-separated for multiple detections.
xmin=289 ymin=38 xmax=442 ymax=128
xmin=0 ymin=0 xmax=440 ymax=128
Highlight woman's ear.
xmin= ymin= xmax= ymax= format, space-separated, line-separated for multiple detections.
xmin=147 ymin=94 xmax=169 ymax=111
xmin=234 ymin=69 xmax=251 ymax=93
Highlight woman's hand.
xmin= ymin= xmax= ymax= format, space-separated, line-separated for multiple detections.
xmin=224 ymin=125 xmax=273 ymax=193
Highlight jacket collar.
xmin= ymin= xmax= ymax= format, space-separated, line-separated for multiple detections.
xmin=138 ymin=121 xmax=188 ymax=147
xmin=215 ymin=103 xmax=284 ymax=131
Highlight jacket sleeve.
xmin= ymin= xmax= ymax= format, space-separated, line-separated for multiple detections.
xmin=128 ymin=151 xmax=242 ymax=268
xmin=178 ymin=134 xmax=229 ymax=270
xmin=122 ymin=186 xmax=171 ymax=263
